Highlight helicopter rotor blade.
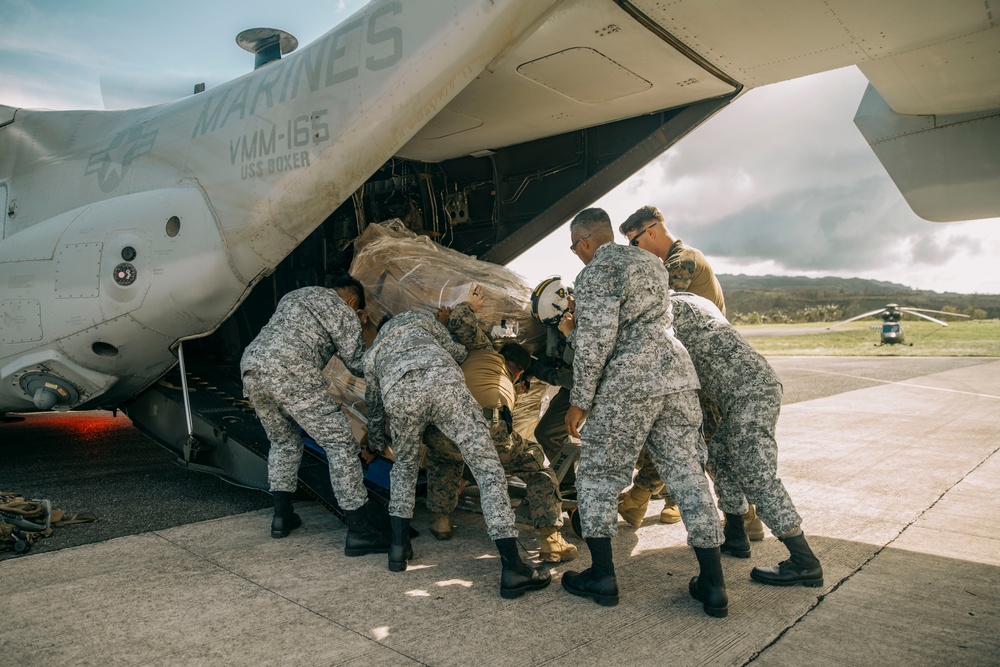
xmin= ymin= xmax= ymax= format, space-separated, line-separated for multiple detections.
xmin=827 ymin=308 xmax=887 ymax=329
xmin=899 ymin=309 xmax=950 ymax=326
xmin=899 ymin=307 xmax=971 ymax=318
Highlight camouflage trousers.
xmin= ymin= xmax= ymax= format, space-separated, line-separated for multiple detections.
xmin=425 ymin=419 xmax=563 ymax=527
xmin=382 ymin=366 xmax=517 ymax=540
xmin=633 ymin=390 xmax=722 ymax=494
xmin=534 ymin=387 xmax=582 ymax=486
xmin=709 ymin=384 xmax=802 ymax=535
xmin=578 ymin=389 xmax=722 ymax=548
xmin=242 ymin=366 xmax=367 ymax=511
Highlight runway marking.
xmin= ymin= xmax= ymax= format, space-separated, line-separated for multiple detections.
xmin=782 ymin=367 xmax=1000 ymax=400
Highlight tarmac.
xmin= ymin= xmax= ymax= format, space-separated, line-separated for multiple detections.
xmin=2 ymin=356 xmax=999 ymax=666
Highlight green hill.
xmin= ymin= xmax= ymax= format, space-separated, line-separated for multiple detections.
xmin=716 ymin=274 xmax=1000 ymax=324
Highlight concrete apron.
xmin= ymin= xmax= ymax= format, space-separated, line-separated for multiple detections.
xmin=3 ymin=360 xmax=999 ymax=666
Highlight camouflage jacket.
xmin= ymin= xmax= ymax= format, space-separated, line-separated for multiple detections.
xmin=240 ymin=286 xmax=365 ymax=376
xmin=363 ymin=310 xmax=468 ymax=449
xmin=670 ymin=291 xmax=780 ymax=403
xmin=665 ymin=239 xmax=726 ymax=316
xmin=570 ymin=242 xmax=699 ymax=411
xmin=447 ymin=302 xmax=493 ymax=351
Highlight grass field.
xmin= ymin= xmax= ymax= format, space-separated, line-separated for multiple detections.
xmin=736 ymin=319 xmax=1000 ymax=357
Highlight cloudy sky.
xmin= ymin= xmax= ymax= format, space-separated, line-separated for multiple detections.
xmin=4 ymin=0 xmax=999 ymax=294
xmin=511 ymin=66 xmax=1000 ymax=295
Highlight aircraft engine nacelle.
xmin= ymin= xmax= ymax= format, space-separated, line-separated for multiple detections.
xmin=1 ymin=186 xmax=248 ymax=412
xmin=855 ymin=85 xmax=1000 ymax=223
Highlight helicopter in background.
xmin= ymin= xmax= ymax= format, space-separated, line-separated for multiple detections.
xmin=828 ymin=304 xmax=970 ymax=345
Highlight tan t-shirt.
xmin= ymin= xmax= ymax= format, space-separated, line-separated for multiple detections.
xmin=460 ymin=349 xmax=515 ymax=410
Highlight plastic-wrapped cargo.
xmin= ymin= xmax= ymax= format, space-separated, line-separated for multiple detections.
xmin=349 ymin=220 xmax=546 ymax=351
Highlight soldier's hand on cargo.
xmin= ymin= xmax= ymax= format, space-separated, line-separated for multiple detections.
xmin=434 ymin=306 xmax=452 ymax=325
xmin=558 ymin=312 xmax=576 ymax=337
xmin=566 ymin=294 xmax=575 ymax=313
xmin=467 ymin=284 xmax=485 ymax=311
xmin=565 ymin=404 xmax=585 ymax=439
xmin=359 ymin=434 xmax=378 ymax=463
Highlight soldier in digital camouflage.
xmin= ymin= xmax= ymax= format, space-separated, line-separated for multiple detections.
xmin=423 ymin=297 xmax=576 ymax=562
xmin=362 ymin=307 xmax=550 ymax=598
xmin=240 ymin=275 xmax=390 ymax=556
xmin=620 ymin=205 xmax=765 ymax=541
xmin=669 ymin=291 xmax=823 ymax=587
xmin=558 ymin=208 xmax=728 ymax=617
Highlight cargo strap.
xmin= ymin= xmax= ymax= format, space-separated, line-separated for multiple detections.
xmin=0 ymin=492 xmax=98 ymax=554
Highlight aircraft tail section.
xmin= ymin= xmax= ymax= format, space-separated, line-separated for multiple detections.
xmin=176 ymin=0 xmax=562 ymax=285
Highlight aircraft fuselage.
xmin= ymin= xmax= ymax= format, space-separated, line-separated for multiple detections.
xmin=0 ymin=0 xmax=557 ymax=412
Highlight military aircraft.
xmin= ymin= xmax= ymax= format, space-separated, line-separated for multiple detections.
xmin=828 ymin=304 xmax=971 ymax=345
xmin=2 ymin=0 xmax=999 ymax=489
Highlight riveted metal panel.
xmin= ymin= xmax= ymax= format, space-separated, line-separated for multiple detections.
xmin=1 ymin=299 xmax=43 ymax=343
xmin=54 ymin=242 xmax=103 ymax=298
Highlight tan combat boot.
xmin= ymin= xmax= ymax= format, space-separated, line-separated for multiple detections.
xmin=744 ymin=505 xmax=765 ymax=541
xmin=429 ymin=513 xmax=452 ymax=540
xmin=538 ymin=526 xmax=578 ymax=562
xmin=659 ymin=489 xmax=682 ymax=524
xmin=618 ymin=486 xmax=652 ymax=527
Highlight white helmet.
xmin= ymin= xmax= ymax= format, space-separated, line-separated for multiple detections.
xmin=531 ymin=276 xmax=571 ymax=325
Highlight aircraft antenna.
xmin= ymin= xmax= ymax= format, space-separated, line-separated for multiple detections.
xmin=236 ymin=28 xmax=298 ymax=70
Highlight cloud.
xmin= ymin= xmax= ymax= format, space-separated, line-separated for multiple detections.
xmin=611 ymin=65 xmax=995 ymax=284
xmin=910 ymin=234 xmax=965 ymax=265
xmin=690 ymin=176 xmax=919 ymax=270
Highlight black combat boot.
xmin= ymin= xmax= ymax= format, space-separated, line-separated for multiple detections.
xmin=496 ymin=537 xmax=551 ymax=599
xmin=343 ymin=505 xmax=391 ymax=557
xmin=720 ymin=512 xmax=751 ymax=558
xmin=689 ymin=546 xmax=729 ymax=618
xmin=387 ymin=516 xmax=413 ymax=572
xmin=270 ymin=491 xmax=302 ymax=539
xmin=751 ymin=530 xmax=823 ymax=587
xmin=561 ymin=537 xmax=619 ymax=606
xmin=363 ymin=499 xmax=394 ymax=544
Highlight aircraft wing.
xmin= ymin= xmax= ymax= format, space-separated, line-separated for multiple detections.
xmin=400 ymin=0 xmax=1000 ymax=223
xmin=397 ymin=0 xmax=740 ymax=163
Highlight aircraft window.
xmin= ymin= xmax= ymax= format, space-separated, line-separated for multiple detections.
xmin=166 ymin=216 xmax=181 ymax=237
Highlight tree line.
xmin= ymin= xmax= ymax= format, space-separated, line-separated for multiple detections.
xmin=717 ymin=275 xmax=999 ymax=325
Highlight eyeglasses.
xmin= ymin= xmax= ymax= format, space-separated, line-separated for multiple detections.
xmin=570 ymin=234 xmax=592 ymax=255
xmin=629 ymin=226 xmax=653 ymax=246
